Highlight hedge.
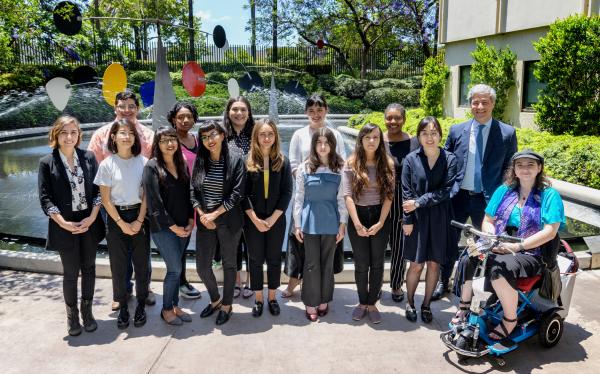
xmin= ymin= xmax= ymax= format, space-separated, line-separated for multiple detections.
xmin=364 ymin=88 xmax=420 ymax=111
xmin=348 ymin=109 xmax=600 ymax=189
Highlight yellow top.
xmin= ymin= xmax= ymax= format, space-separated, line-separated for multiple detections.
xmin=263 ymin=168 xmax=269 ymax=199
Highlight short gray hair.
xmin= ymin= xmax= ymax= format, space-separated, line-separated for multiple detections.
xmin=468 ymin=84 xmax=496 ymax=103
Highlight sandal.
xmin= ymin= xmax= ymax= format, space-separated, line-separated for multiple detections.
xmin=421 ymin=305 xmax=433 ymax=323
xmin=242 ymin=286 xmax=253 ymax=299
xmin=233 ymin=285 xmax=242 ymax=298
xmin=489 ymin=316 xmax=518 ymax=341
xmin=451 ymin=300 xmax=471 ymax=324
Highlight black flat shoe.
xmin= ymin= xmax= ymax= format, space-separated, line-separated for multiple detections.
xmin=268 ymin=300 xmax=281 ymax=316
xmin=431 ymin=281 xmax=449 ymax=301
xmin=421 ymin=305 xmax=433 ymax=323
xmin=200 ymin=301 xmax=222 ymax=318
xmin=133 ymin=303 xmax=147 ymax=327
xmin=391 ymin=291 xmax=405 ymax=303
xmin=405 ymin=304 xmax=417 ymax=322
xmin=216 ymin=307 xmax=232 ymax=325
xmin=117 ymin=305 xmax=130 ymax=330
xmin=252 ymin=301 xmax=263 ymax=317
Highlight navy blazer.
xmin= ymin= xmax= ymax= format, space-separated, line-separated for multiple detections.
xmin=444 ymin=119 xmax=517 ymax=201
xmin=38 ymin=148 xmax=105 ymax=251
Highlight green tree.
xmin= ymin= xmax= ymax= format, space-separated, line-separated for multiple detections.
xmin=420 ymin=53 xmax=448 ymax=116
xmin=533 ymin=15 xmax=600 ymax=136
xmin=469 ymin=39 xmax=516 ymax=122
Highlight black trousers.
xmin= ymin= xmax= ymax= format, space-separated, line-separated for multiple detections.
xmin=348 ymin=205 xmax=391 ymax=305
xmin=441 ymin=189 xmax=486 ymax=284
xmin=302 ymin=233 xmax=336 ymax=307
xmin=389 ymin=185 xmax=406 ymax=290
xmin=236 ymin=235 xmax=249 ymax=272
xmin=107 ymin=208 xmax=150 ymax=305
xmin=195 ymin=223 xmax=242 ymax=305
xmin=244 ymin=214 xmax=285 ymax=291
xmin=57 ymin=210 xmax=98 ymax=306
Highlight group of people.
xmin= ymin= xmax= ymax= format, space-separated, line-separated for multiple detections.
xmin=39 ymin=83 xmax=565 ymax=345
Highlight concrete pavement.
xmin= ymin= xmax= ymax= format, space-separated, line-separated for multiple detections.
xmin=1 ymin=269 xmax=599 ymax=374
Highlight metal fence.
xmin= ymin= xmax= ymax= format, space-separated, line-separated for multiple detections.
xmin=7 ymin=39 xmax=425 ymax=79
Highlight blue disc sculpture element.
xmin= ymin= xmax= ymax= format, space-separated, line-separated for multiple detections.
xmin=139 ymin=81 xmax=156 ymax=107
xmin=213 ymin=25 xmax=227 ymax=48
xmin=53 ymin=1 xmax=82 ymax=36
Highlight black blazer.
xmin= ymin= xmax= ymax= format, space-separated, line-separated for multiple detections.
xmin=242 ymin=155 xmax=293 ymax=217
xmin=190 ymin=151 xmax=246 ymax=231
xmin=38 ymin=148 xmax=105 ymax=251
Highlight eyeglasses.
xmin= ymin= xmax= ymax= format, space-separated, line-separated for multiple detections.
xmin=116 ymin=104 xmax=138 ymax=111
xmin=159 ymin=138 xmax=178 ymax=145
xmin=200 ymin=131 xmax=221 ymax=142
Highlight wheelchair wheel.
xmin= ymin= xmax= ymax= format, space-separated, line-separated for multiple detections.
xmin=538 ymin=313 xmax=563 ymax=348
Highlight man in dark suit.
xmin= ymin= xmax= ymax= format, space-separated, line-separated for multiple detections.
xmin=432 ymin=84 xmax=518 ymax=300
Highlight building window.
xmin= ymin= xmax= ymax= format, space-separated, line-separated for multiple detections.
xmin=522 ymin=61 xmax=546 ymax=109
xmin=459 ymin=65 xmax=471 ymax=106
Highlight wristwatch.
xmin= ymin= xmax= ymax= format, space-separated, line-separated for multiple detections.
xmin=414 ymin=201 xmax=420 ymax=208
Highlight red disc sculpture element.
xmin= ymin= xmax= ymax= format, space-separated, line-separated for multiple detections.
xmin=182 ymin=61 xmax=206 ymax=97
xmin=316 ymin=39 xmax=325 ymax=49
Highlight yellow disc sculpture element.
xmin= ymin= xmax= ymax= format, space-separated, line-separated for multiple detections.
xmin=102 ymin=63 xmax=127 ymax=107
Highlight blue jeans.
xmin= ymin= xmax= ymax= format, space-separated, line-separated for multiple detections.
xmin=151 ymin=229 xmax=188 ymax=310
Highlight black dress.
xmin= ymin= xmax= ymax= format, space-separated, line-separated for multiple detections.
xmin=401 ymin=147 xmax=457 ymax=264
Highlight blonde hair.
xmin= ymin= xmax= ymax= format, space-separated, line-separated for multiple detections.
xmin=48 ymin=115 xmax=82 ymax=149
xmin=246 ymin=119 xmax=284 ymax=172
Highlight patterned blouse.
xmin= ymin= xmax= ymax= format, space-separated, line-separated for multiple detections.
xmin=47 ymin=150 xmax=102 ymax=214
xmin=227 ymin=130 xmax=251 ymax=156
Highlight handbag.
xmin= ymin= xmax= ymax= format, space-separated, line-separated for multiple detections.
xmin=538 ymin=262 xmax=562 ymax=301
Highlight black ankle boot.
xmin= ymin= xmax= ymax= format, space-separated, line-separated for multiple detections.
xmin=117 ymin=304 xmax=130 ymax=330
xmin=80 ymin=299 xmax=98 ymax=332
xmin=66 ymin=304 xmax=82 ymax=336
xmin=134 ymin=302 xmax=147 ymax=327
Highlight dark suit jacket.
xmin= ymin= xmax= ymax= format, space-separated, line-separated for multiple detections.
xmin=242 ymin=156 xmax=293 ymax=217
xmin=445 ymin=119 xmax=517 ymax=201
xmin=38 ymin=148 xmax=105 ymax=251
xmin=190 ymin=151 xmax=246 ymax=231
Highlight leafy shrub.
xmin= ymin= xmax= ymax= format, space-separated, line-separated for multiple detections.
xmin=384 ymin=61 xmax=423 ymax=79
xmin=128 ymin=71 xmax=155 ymax=87
xmin=188 ymin=96 xmax=228 ymax=116
xmin=333 ymin=77 xmax=371 ymax=99
xmin=206 ymin=72 xmax=228 ymax=84
xmin=533 ymin=15 xmax=600 ymax=135
xmin=469 ymin=40 xmax=516 ymax=122
xmin=400 ymin=75 xmax=423 ymax=89
xmin=326 ymin=95 xmax=363 ymax=114
xmin=349 ymin=111 xmax=600 ymax=189
xmin=169 ymin=72 xmax=182 ymax=86
xmin=364 ymin=88 xmax=420 ymax=111
xmin=420 ymin=54 xmax=449 ymax=117
xmin=370 ymin=78 xmax=406 ymax=89
xmin=317 ymin=74 xmax=336 ymax=92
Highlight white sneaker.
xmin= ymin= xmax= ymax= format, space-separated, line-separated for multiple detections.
xmin=179 ymin=283 xmax=202 ymax=299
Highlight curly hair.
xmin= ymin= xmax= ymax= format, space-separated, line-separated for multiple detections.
xmin=503 ymin=159 xmax=551 ymax=191
xmin=347 ymin=123 xmax=395 ymax=201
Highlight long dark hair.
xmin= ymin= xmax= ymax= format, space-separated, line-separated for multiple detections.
xmin=223 ymin=96 xmax=254 ymax=138
xmin=348 ymin=123 xmax=394 ymax=200
xmin=191 ymin=121 xmax=228 ymax=187
xmin=307 ymin=127 xmax=343 ymax=174
xmin=151 ymin=126 xmax=189 ymax=184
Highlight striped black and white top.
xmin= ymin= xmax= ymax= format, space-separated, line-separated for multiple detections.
xmin=204 ymin=158 xmax=232 ymax=211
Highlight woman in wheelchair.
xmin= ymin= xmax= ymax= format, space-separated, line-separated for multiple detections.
xmin=453 ymin=149 xmax=565 ymax=342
